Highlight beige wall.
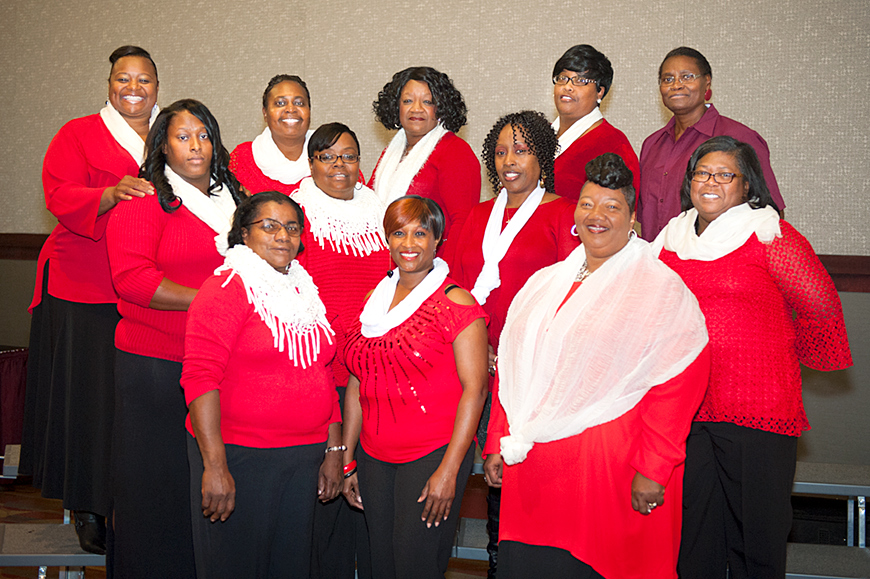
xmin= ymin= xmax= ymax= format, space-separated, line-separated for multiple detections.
xmin=1 ymin=0 xmax=868 ymax=255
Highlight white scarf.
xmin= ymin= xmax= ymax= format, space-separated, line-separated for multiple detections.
xmin=372 ymin=124 xmax=449 ymax=205
xmin=290 ymin=177 xmax=387 ymax=257
xmin=359 ymin=258 xmax=450 ymax=338
xmin=497 ymin=238 xmax=708 ymax=465
xmin=471 ymin=185 xmax=546 ymax=305
xmin=165 ymin=165 xmax=237 ymax=256
xmin=651 ymin=204 xmax=781 ymax=261
xmin=216 ymin=245 xmax=333 ymax=368
xmin=552 ymin=108 xmax=604 ymax=158
xmin=99 ymin=101 xmax=159 ymax=165
xmin=251 ymin=126 xmax=314 ymax=185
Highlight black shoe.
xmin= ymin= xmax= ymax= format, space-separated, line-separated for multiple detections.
xmin=73 ymin=511 xmax=107 ymax=555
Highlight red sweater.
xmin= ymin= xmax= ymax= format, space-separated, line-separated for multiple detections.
xmin=182 ymin=272 xmax=340 ymax=448
xmin=31 ymin=114 xmax=141 ymax=311
xmin=107 ymin=194 xmax=227 ymax=362
xmin=659 ymin=222 xmax=852 ymax=436
xmin=368 ymin=132 xmax=480 ymax=268
xmin=345 ymin=279 xmax=488 ymax=463
xmin=229 ymin=141 xmax=305 ymax=196
xmin=553 ymin=120 xmax=640 ymax=203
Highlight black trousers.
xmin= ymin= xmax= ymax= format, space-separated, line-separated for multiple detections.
xmin=188 ymin=435 xmax=322 ymax=579
xmin=499 ymin=541 xmax=604 ymax=579
xmin=678 ymin=421 xmax=797 ymax=579
xmin=358 ymin=444 xmax=474 ymax=579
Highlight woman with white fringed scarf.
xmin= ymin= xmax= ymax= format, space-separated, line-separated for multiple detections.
xmin=369 ymin=66 xmax=481 ymax=269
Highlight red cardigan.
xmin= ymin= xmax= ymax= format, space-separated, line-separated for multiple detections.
xmin=31 ymin=114 xmax=142 ymax=311
xmin=182 ymin=272 xmax=340 ymax=448
xmin=368 ymin=131 xmax=480 ymax=268
xmin=107 ymin=194 xmax=227 ymax=362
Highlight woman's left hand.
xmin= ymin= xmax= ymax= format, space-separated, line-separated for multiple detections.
xmin=318 ymin=450 xmax=343 ymax=502
xmin=418 ymin=465 xmax=457 ymax=528
xmin=631 ymin=471 xmax=665 ymax=515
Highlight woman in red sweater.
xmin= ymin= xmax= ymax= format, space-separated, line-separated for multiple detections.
xmin=369 ymin=67 xmax=481 ymax=267
xmin=107 ymin=99 xmax=244 ymax=578
xmin=21 ymin=46 xmax=159 ymax=555
xmin=230 ymin=74 xmax=313 ymax=195
xmin=182 ymin=191 xmax=342 ymax=578
xmin=341 ymin=196 xmax=489 ymax=579
xmin=653 ymin=136 xmax=852 ymax=579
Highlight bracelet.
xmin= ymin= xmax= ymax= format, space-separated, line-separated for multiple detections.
xmin=325 ymin=445 xmax=347 ymax=454
xmin=343 ymin=467 xmax=357 ymax=479
xmin=343 ymin=460 xmax=357 ymax=475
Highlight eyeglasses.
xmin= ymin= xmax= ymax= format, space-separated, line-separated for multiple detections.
xmin=660 ymin=73 xmax=705 ymax=86
xmin=245 ymin=218 xmax=302 ymax=237
xmin=312 ymin=153 xmax=360 ymax=164
xmin=553 ymin=75 xmax=597 ymax=87
xmin=691 ymin=171 xmax=743 ymax=184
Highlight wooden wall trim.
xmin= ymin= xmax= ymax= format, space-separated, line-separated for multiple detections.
xmin=0 ymin=234 xmax=48 ymax=261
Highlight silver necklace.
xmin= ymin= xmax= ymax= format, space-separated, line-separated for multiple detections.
xmin=574 ymin=260 xmax=591 ymax=283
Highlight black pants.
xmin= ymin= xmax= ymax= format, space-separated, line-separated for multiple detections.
xmin=188 ymin=435 xmax=322 ymax=579
xmin=499 ymin=541 xmax=604 ymax=579
xmin=678 ymin=421 xmax=797 ymax=579
xmin=358 ymin=444 xmax=474 ymax=579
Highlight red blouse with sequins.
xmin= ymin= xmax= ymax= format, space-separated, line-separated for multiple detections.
xmin=344 ymin=278 xmax=488 ymax=463
xmin=659 ymin=221 xmax=852 ymax=436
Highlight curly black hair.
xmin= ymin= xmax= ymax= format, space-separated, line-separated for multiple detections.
xmin=480 ymin=110 xmax=558 ymax=196
xmin=139 ymin=99 xmax=244 ymax=213
xmin=109 ymin=45 xmax=158 ymax=82
xmin=372 ymin=67 xmax=467 ymax=133
xmin=585 ymin=153 xmax=636 ymax=212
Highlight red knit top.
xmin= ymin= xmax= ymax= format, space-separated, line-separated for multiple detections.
xmin=229 ymin=142 xmax=303 ymax=196
xmin=368 ymin=132 xmax=481 ymax=267
xmin=659 ymin=222 xmax=852 ymax=436
xmin=31 ymin=114 xmax=141 ymax=311
xmin=107 ymin=194 xmax=227 ymax=363
xmin=344 ymin=279 xmax=488 ymax=463
xmin=553 ymin=120 xmax=640 ymax=203
xmin=181 ymin=272 xmax=340 ymax=448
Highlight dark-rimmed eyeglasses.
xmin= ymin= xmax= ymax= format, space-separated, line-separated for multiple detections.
xmin=553 ymin=75 xmax=597 ymax=87
xmin=245 ymin=218 xmax=302 ymax=237
xmin=660 ymin=73 xmax=704 ymax=86
xmin=691 ymin=171 xmax=743 ymax=184
xmin=312 ymin=153 xmax=360 ymax=164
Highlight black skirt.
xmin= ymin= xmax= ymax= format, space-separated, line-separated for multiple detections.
xmin=20 ymin=261 xmax=118 ymax=516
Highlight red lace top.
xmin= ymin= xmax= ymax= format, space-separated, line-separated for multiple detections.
xmin=659 ymin=221 xmax=852 ymax=436
xmin=344 ymin=279 xmax=488 ymax=463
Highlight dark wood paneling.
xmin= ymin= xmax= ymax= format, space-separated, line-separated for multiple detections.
xmin=0 ymin=234 xmax=48 ymax=261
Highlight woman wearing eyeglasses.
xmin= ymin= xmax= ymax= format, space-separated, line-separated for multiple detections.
xmin=292 ymin=123 xmax=389 ymax=579
xmin=639 ymin=47 xmax=786 ymax=241
xmin=182 ymin=192 xmax=343 ymax=579
xmin=652 ymin=136 xmax=851 ymax=579
xmin=551 ymin=44 xmax=639 ymax=202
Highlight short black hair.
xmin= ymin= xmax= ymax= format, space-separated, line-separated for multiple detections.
xmin=228 ymin=191 xmax=305 ymax=254
xmin=383 ymin=195 xmax=445 ymax=243
xmin=552 ymin=44 xmax=613 ymax=99
xmin=140 ymin=99 xmax=243 ymax=213
xmin=659 ymin=47 xmax=712 ymax=80
xmin=373 ymin=67 xmax=467 ymax=133
xmin=481 ymin=110 xmax=558 ymax=195
xmin=680 ymin=136 xmax=777 ymax=212
xmin=585 ymin=153 xmax=636 ymax=213
xmin=308 ymin=122 xmax=360 ymax=158
xmin=109 ymin=45 xmax=158 ymax=82
xmin=262 ymin=75 xmax=310 ymax=110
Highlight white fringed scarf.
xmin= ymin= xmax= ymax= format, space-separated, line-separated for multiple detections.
xmin=99 ymin=101 xmax=159 ymax=165
xmin=251 ymin=126 xmax=314 ymax=185
xmin=651 ymin=203 xmax=781 ymax=261
xmin=359 ymin=258 xmax=450 ymax=338
xmin=290 ymin=177 xmax=387 ymax=256
xmin=552 ymin=108 xmax=604 ymax=158
xmin=497 ymin=239 xmax=708 ymax=465
xmin=470 ymin=185 xmax=545 ymax=305
xmin=165 ymin=166 xmax=237 ymax=255
xmin=372 ymin=124 xmax=449 ymax=205
xmin=216 ymin=244 xmax=333 ymax=368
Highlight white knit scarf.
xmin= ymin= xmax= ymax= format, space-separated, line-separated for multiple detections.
xmin=165 ymin=165 xmax=237 ymax=255
xmin=552 ymin=108 xmax=604 ymax=158
xmin=216 ymin=244 xmax=333 ymax=368
xmin=99 ymin=101 xmax=159 ymax=165
xmin=251 ymin=126 xmax=314 ymax=185
xmin=470 ymin=185 xmax=546 ymax=305
xmin=359 ymin=258 xmax=450 ymax=338
xmin=372 ymin=124 xmax=449 ymax=205
xmin=291 ymin=177 xmax=387 ymax=256
xmin=497 ymin=239 xmax=708 ymax=465
xmin=651 ymin=203 xmax=781 ymax=261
